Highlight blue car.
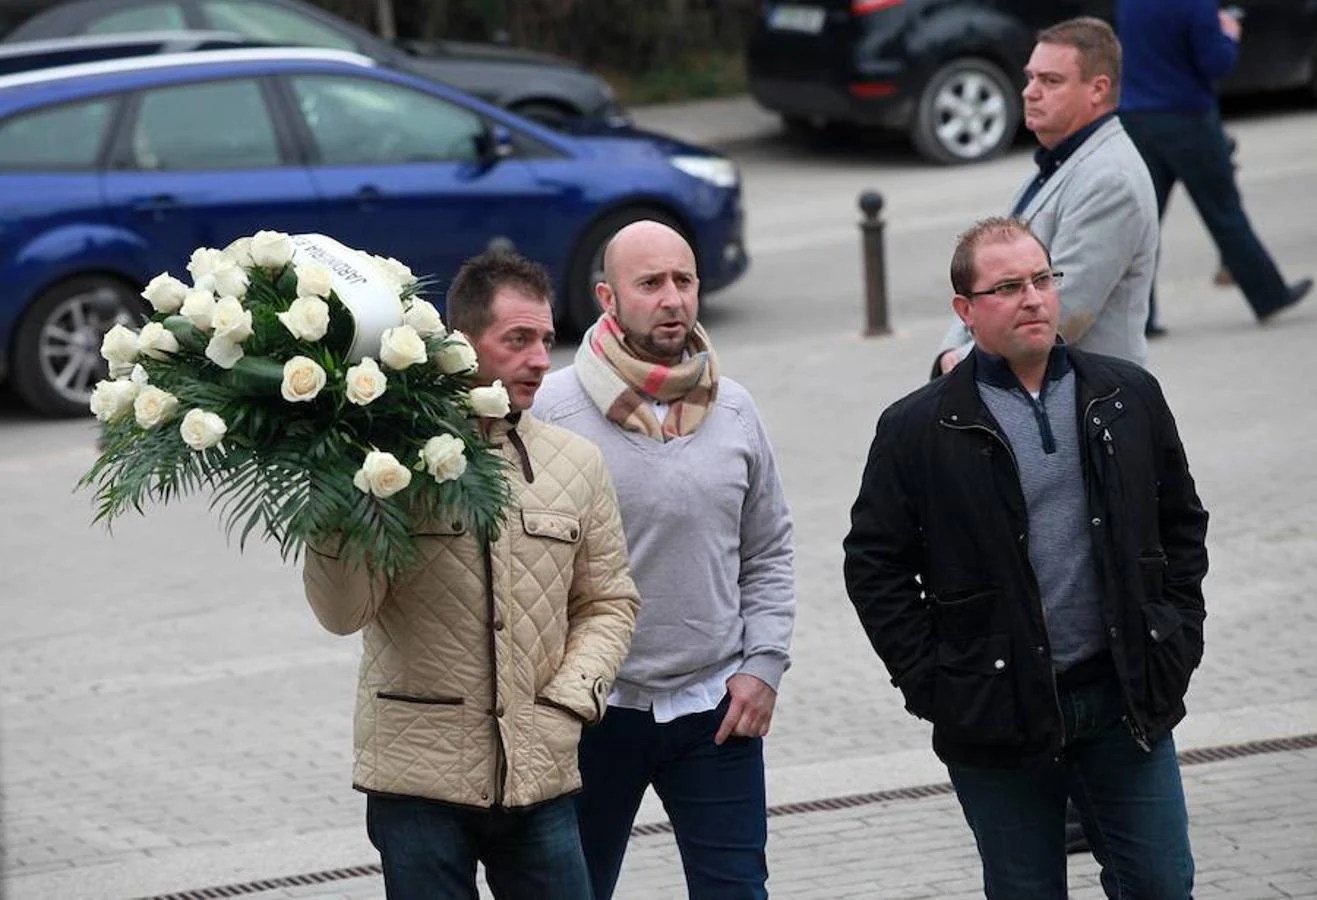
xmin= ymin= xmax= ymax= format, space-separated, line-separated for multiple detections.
xmin=0 ymin=47 xmax=747 ymax=415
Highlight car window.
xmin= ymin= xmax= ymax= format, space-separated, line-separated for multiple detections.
xmin=290 ymin=75 xmax=484 ymax=165
xmin=202 ymin=1 xmax=357 ymax=51
xmin=84 ymin=3 xmax=187 ymax=34
xmin=0 ymin=98 xmax=114 ymax=170
xmin=130 ymin=79 xmax=281 ymax=170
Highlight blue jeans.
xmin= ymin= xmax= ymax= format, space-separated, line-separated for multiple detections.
xmin=947 ymin=677 xmax=1194 ymax=899
xmin=366 ymin=793 xmax=593 ymax=900
xmin=577 ymin=695 xmax=768 ymax=899
xmin=1121 ymin=109 xmax=1290 ymax=323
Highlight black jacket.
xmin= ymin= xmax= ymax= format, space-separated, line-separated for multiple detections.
xmin=843 ymin=348 xmax=1209 ymax=768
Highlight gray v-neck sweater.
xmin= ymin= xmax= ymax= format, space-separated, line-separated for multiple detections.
xmin=533 ymin=369 xmax=796 ymax=693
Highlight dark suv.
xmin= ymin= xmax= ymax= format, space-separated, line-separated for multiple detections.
xmin=748 ymin=0 xmax=1317 ymax=165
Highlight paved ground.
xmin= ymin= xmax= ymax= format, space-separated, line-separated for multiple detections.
xmin=4 ymin=94 xmax=1317 ymax=898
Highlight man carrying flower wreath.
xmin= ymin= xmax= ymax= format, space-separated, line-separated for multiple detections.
xmin=302 ymin=250 xmax=640 ymax=900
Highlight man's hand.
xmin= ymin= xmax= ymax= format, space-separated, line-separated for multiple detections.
xmin=714 ymin=673 xmax=777 ymax=745
xmin=938 ymin=349 xmax=961 ymax=375
xmin=1219 ymin=8 xmax=1242 ymax=41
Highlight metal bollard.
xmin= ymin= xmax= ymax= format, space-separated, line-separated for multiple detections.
xmin=858 ymin=190 xmax=890 ymax=336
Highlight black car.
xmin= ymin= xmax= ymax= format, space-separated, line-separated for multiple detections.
xmin=748 ymin=0 xmax=1317 ymax=165
xmin=2 ymin=0 xmax=626 ymax=127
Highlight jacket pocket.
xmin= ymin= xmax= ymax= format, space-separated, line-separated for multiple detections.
xmin=376 ymin=691 xmax=464 ymax=706
xmin=533 ymin=697 xmax=585 ymax=760
xmin=374 ymin=692 xmax=467 ymax=794
xmin=933 ymin=633 xmax=1022 ymax=746
xmin=1141 ymin=601 xmax=1194 ymax=715
xmin=521 ymin=510 xmax=582 ymax=544
xmin=1138 ymin=552 xmax=1167 ymax=600
xmin=412 ymin=519 xmax=467 ymax=537
xmin=931 ymin=586 xmax=1000 ymax=639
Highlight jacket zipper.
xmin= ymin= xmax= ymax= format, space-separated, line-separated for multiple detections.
xmin=1081 ymin=388 xmax=1150 ymax=752
xmin=482 ymin=537 xmax=507 ymax=806
xmin=941 ymin=418 xmax=1066 ymax=747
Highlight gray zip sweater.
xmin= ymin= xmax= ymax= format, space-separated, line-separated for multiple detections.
xmin=532 ymin=370 xmax=796 ymax=692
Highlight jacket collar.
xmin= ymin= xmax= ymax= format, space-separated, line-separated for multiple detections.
xmin=1017 ymin=115 xmax=1123 ymax=218
xmin=972 ymin=343 xmax=1072 ymax=393
xmin=940 ymin=343 xmax=1071 ymax=426
xmin=1032 ymin=112 xmax=1113 ymax=180
xmin=484 ymin=411 xmax=536 ymax=483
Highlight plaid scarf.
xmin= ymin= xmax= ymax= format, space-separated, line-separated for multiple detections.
xmin=575 ymin=313 xmax=719 ymax=441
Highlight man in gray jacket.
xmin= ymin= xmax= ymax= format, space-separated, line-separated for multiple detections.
xmin=936 ymin=17 xmax=1157 ymax=373
xmin=534 ymin=220 xmax=796 ymax=900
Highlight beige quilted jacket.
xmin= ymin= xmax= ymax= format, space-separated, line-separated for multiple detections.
xmin=303 ymin=413 xmax=639 ymax=809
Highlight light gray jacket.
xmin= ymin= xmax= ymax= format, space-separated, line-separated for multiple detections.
xmin=939 ymin=117 xmax=1157 ymax=367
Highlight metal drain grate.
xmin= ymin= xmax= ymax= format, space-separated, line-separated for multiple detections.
xmin=139 ymin=864 xmax=383 ymax=899
xmin=138 ymin=731 xmax=1317 ymax=899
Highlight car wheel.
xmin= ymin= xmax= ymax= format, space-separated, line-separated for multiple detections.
xmin=563 ymin=207 xmax=685 ymax=337
xmin=911 ymin=57 xmax=1020 ymax=165
xmin=510 ymin=100 xmax=578 ymax=129
xmin=10 ymin=276 xmax=141 ymax=418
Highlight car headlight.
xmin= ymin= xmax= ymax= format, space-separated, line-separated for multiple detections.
xmin=670 ymin=155 xmax=739 ymax=188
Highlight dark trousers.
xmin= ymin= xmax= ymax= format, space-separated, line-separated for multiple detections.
xmin=366 ymin=793 xmax=593 ymax=900
xmin=946 ymin=677 xmax=1194 ymax=899
xmin=577 ymin=696 xmax=768 ymax=900
xmin=1121 ymin=109 xmax=1290 ymax=323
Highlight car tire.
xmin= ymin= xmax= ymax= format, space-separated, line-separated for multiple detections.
xmin=10 ymin=276 xmax=142 ymax=418
xmin=563 ymin=207 xmax=685 ymax=337
xmin=510 ymin=100 xmax=578 ymax=129
xmin=911 ymin=57 xmax=1020 ymax=165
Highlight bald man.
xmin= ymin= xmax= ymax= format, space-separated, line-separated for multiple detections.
xmin=533 ymin=221 xmax=796 ymax=899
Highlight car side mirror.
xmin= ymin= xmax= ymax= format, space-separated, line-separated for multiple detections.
xmin=475 ymin=124 xmax=515 ymax=165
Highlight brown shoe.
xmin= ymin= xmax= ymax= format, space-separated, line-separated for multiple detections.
xmin=1213 ymin=267 xmax=1235 ymax=287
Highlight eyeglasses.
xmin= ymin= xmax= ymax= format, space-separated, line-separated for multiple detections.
xmin=965 ymin=270 xmax=1065 ymax=300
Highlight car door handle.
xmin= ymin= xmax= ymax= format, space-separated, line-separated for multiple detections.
xmin=132 ymin=194 xmax=177 ymax=220
xmin=355 ymin=185 xmax=382 ymax=210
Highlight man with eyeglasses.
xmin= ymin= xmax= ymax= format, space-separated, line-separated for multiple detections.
xmin=846 ymin=217 xmax=1208 ymax=897
xmin=935 ymin=17 xmax=1156 ymax=374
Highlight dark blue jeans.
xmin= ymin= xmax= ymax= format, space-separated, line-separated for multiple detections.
xmin=947 ymin=677 xmax=1194 ymax=899
xmin=366 ymin=793 xmax=592 ymax=900
xmin=577 ymin=695 xmax=768 ymax=899
xmin=1121 ymin=109 xmax=1290 ymax=322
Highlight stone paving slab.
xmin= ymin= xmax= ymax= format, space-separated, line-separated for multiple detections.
xmin=250 ymin=746 xmax=1317 ymax=899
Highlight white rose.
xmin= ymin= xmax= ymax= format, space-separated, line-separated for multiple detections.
xmin=100 ymin=324 xmax=139 ymax=367
xmin=281 ymin=355 xmax=327 ymax=403
xmin=372 ymin=254 xmax=416 ymax=288
xmin=211 ymin=295 xmax=253 ymax=344
xmin=186 ymin=247 xmax=225 ymax=284
xmin=209 ymin=261 xmax=249 ymax=299
xmin=418 ymin=434 xmax=468 ymax=484
xmin=222 ymin=236 xmax=255 ymax=268
xmin=352 ymin=450 xmax=413 ymax=499
xmin=141 ymin=273 xmax=188 ymax=314
xmin=205 ymin=335 xmax=245 ymax=369
xmin=344 ymin=356 xmax=388 ymax=406
xmin=250 ymin=230 xmax=294 ymax=269
xmin=295 ymin=262 xmax=334 ymax=299
xmin=89 ymin=379 xmax=141 ymax=422
xmin=277 ymin=296 xmax=330 ymax=342
xmin=133 ymin=385 xmax=179 ymax=428
xmin=137 ymin=321 xmax=179 ymax=360
xmin=179 ymin=408 xmax=227 ymax=450
xmin=402 ymin=299 xmax=446 ymax=338
xmin=469 ymin=380 xmax=511 ymax=418
xmin=129 ymin=363 xmax=150 ymax=385
xmin=180 ymin=289 xmax=217 ymax=331
xmin=379 ymin=324 xmax=427 ymax=371
xmin=434 ymin=331 xmax=478 ymax=374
